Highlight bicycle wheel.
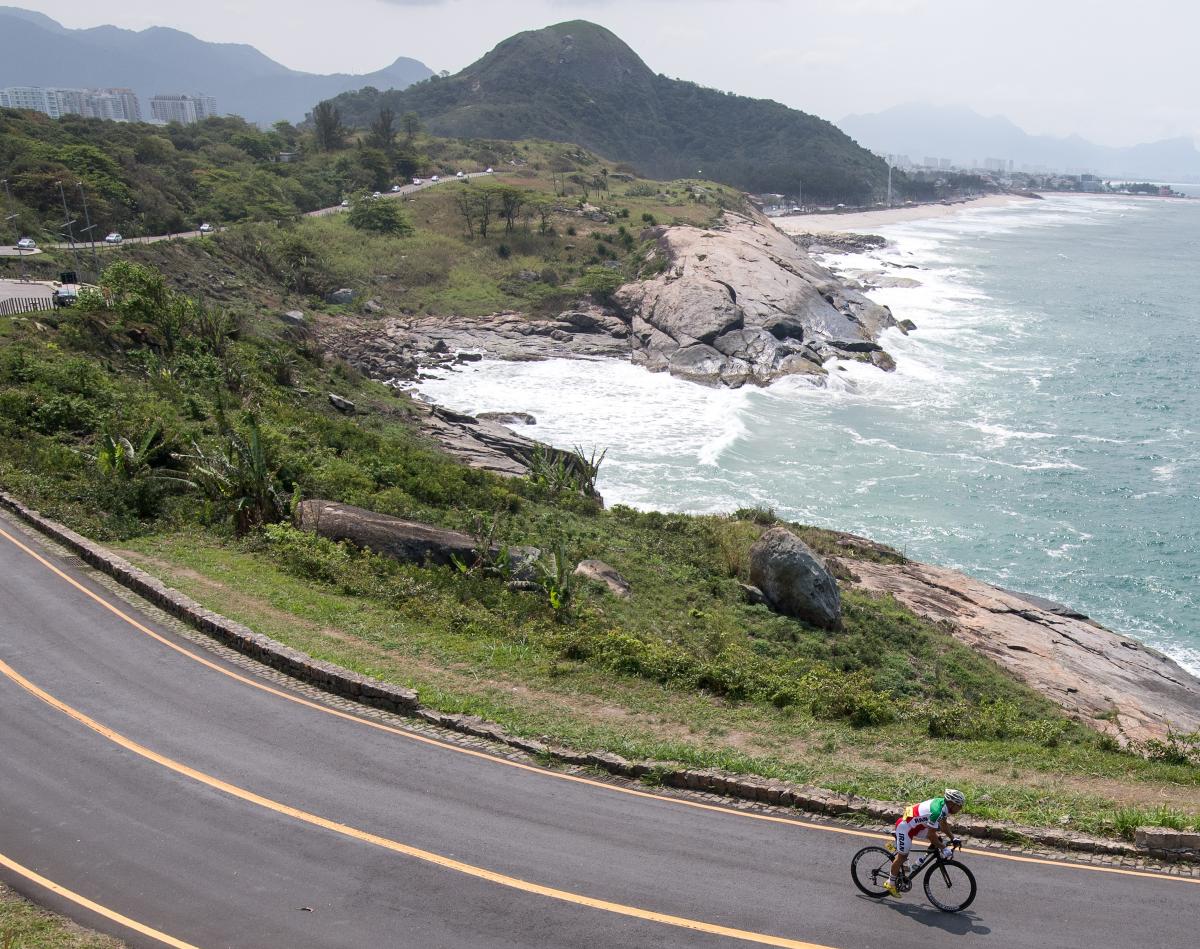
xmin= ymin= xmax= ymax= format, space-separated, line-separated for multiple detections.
xmin=851 ymin=846 xmax=895 ymax=898
xmin=923 ymin=859 xmax=977 ymax=912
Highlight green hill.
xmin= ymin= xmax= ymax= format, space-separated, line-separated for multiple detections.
xmin=325 ymin=21 xmax=889 ymax=204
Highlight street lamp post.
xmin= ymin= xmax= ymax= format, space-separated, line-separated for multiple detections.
xmin=55 ymin=180 xmax=83 ymax=281
xmin=76 ymin=181 xmax=101 ymax=282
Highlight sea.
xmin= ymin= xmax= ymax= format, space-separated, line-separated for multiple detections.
xmin=416 ymin=190 xmax=1200 ymax=676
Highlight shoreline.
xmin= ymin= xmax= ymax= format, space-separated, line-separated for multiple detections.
xmin=772 ymin=193 xmax=1034 ymax=234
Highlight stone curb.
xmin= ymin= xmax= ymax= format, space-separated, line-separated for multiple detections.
xmin=3 ymin=491 xmax=1196 ymax=866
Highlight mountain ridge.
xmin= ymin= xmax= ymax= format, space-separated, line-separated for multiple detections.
xmin=326 ymin=21 xmax=891 ymax=203
xmin=0 ymin=7 xmax=433 ymax=124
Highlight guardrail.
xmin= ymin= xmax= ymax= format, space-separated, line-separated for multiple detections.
xmin=0 ymin=296 xmax=54 ymax=317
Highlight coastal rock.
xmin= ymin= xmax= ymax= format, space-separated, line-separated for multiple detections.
xmin=327 ymin=393 xmax=355 ymax=414
xmin=573 ymin=559 xmax=632 ymax=599
xmin=614 ymin=212 xmax=898 ymax=387
xmin=846 ymin=559 xmax=1200 ymax=744
xmin=748 ymin=527 xmax=842 ymax=630
xmin=476 ymin=411 xmax=536 ymax=425
xmin=280 ymin=309 xmax=306 ymax=327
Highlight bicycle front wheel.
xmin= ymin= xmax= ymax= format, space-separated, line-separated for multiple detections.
xmin=851 ymin=846 xmax=895 ymax=898
xmin=923 ymin=859 xmax=977 ymax=912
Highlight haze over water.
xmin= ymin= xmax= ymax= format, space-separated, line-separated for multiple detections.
xmin=418 ymin=193 xmax=1200 ymax=675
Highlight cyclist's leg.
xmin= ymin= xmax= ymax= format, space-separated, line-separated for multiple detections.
xmin=890 ymin=820 xmax=912 ymax=879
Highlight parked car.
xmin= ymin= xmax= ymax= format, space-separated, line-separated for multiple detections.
xmin=340 ymin=199 xmax=350 ymax=208
xmin=372 ymin=191 xmax=382 ymax=198
xmin=198 ymin=223 xmax=214 ymax=233
xmin=430 ymin=175 xmax=440 ymax=182
xmin=485 ymin=167 xmax=493 ymax=174
xmin=412 ymin=177 xmax=422 ymax=185
xmin=16 ymin=237 xmax=36 ymax=250
xmin=455 ymin=171 xmax=465 ymax=178
xmin=104 ymin=232 xmax=123 ymax=244
xmin=391 ymin=184 xmax=401 ymax=192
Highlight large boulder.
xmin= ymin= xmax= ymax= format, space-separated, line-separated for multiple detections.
xmin=295 ymin=500 xmax=538 ymax=577
xmin=573 ymin=559 xmax=632 ymax=599
xmin=748 ymin=527 xmax=842 ymax=630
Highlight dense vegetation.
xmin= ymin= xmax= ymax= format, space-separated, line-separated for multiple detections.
xmin=325 ymin=21 xmax=896 ymax=205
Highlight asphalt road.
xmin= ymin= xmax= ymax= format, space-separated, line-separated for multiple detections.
xmin=15 ymin=171 xmax=495 ymax=254
xmin=1 ymin=509 xmax=1195 ymax=949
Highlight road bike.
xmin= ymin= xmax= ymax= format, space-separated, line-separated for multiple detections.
xmin=851 ymin=837 xmax=976 ymax=912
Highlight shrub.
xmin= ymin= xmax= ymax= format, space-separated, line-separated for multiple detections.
xmin=348 ymin=197 xmax=414 ymax=235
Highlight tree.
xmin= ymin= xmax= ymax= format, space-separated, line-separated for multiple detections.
xmin=402 ymin=111 xmax=421 ymax=142
xmin=497 ymin=185 xmax=525 ymax=234
xmin=312 ymin=101 xmax=345 ymax=151
xmin=367 ymin=108 xmax=397 ymax=154
xmin=347 ymin=196 xmax=413 ymax=235
xmin=453 ymin=186 xmax=496 ymax=239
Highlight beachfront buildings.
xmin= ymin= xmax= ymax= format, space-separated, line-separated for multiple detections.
xmin=149 ymin=94 xmax=218 ymax=125
xmin=0 ymin=86 xmax=142 ymax=121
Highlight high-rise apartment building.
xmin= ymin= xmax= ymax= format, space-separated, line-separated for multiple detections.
xmin=150 ymin=94 xmax=218 ymax=124
xmin=0 ymin=85 xmax=142 ymax=121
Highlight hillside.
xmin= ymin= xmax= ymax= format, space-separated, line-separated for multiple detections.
xmin=326 ymin=21 xmax=890 ymax=204
xmin=0 ymin=7 xmax=431 ymax=124
xmin=841 ymin=103 xmax=1200 ymax=180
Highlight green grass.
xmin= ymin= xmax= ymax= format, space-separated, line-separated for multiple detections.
xmin=0 ymin=883 xmax=122 ymax=948
xmin=116 ymin=529 xmax=1200 ymax=842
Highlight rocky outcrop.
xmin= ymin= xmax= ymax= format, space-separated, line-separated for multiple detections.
xmin=314 ymin=305 xmax=630 ymax=385
xmin=614 ymin=212 xmax=900 ymax=387
xmin=748 ymin=527 xmax=842 ymax=630
xmin=842 ymin=558 xmax=1200 ymax=744
xmin=295 ymin=499 xmax=538 ymax=576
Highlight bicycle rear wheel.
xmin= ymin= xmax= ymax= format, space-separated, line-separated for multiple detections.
xmin=923 ymin=859 xmax=977 ymax=912
xmin=851 ymin=846 xmax=895 ymax=898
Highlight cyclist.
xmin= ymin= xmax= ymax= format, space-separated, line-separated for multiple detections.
xmin=884 ymin=788 xmax=965 ymax=898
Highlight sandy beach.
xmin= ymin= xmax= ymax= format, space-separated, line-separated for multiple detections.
xmin=772 ymin=193 xmax=1034 ymax=234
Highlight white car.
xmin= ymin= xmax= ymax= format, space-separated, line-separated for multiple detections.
xmin=372 ymin=191 xmax=381 ymax=198
xmin=412 ymin=177 xmax=422 ymax=185
xmin=104 ymin=232 xmax=123 ymax=244
xmin=16 ymin=237 xmax=36 ymax=250
xmin=391 ymin=184 xmax=401 ymax=192
xmin=455 ymin=171 xmax=465 ymax=179
xmin=485 ymin=167 xmax=493 ymax=174
xmin=198 ymin=223 xmax=214 ymax=233
xmin=431 ymin=175 xmax=440 ymax=182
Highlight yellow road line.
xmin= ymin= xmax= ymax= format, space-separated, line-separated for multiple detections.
xmin=0 ymin=658 xmax=832 ymax=949
xmin=2 ymin=521 xmax=1196 ymax=887
xmin=0 ymin=850 xmax=199 ymax=949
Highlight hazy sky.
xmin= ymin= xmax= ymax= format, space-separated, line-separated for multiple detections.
xmin=20 ymin=0 xmax=1199 ymax=147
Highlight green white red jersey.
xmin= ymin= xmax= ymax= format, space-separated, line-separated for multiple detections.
xmin=897 ymin=797 xmax=948 ymax=831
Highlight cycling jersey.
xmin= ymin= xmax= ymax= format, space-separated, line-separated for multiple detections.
xmin=893 ymin=797 xmax=947 ymax=855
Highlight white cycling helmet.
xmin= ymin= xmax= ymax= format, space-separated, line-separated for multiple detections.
xmin=944 ymin=788 xmax=966 ymax=807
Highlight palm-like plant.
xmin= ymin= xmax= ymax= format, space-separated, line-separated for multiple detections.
xmin=173 ymin=417 xmax=285 ymax=534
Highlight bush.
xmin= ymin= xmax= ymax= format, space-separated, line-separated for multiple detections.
xmin=347 ymin=196 xmax=414 ymax=235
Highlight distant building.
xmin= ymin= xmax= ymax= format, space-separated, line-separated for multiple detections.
xmin=0 ymin=85 xmax=64 ymax=118
xmin=938 ymin=158 xmax=953 ymax=171
xmin=984 ymin=157 xmax=1008 ymax=173
xmin=0 ymin=85 xmax=141 ymax=121
xmin=150 ymin=93 xmax=218 ymax=125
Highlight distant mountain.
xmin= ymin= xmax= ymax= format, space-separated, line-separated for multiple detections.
xmin=326 ymin=21 xmax=889 ymax=203
xmin=840 ymin=103 xmax=1200 ymax=181
xmin=0 ymin=7 xmax=432 ymax=124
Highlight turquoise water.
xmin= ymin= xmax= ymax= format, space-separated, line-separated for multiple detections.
xmin=417 ymin=193 xmax=1200 ymax=673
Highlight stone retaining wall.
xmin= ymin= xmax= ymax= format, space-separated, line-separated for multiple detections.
xmin=3 ymin=490 xmax=1195 ymax=864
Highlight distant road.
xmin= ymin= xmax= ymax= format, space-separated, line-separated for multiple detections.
xmin=0 ymin=278 xmax=52 ymax=301
xmin=22 ymin=171 xmax=495 ymax=254
xmin=1 ymin=508 xmax=1198 ymax=949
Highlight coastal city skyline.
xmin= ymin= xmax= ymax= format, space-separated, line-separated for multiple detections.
xmin=17 ymin=0 xmax=1199 ymax=149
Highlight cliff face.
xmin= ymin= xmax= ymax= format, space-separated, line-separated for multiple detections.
xmin=615 ymin=212 xmax=901 ymax=387
xmin=839 ymin=558 xmax=1200 ymax=744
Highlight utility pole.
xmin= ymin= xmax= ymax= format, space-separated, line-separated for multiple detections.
xmin=76 ymin=181 xmax=101 ymax=283
xmin=2 ymin=178 xmax=27 ymax=282
xmin=56 ymin=181 xmax=83 ymax=281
